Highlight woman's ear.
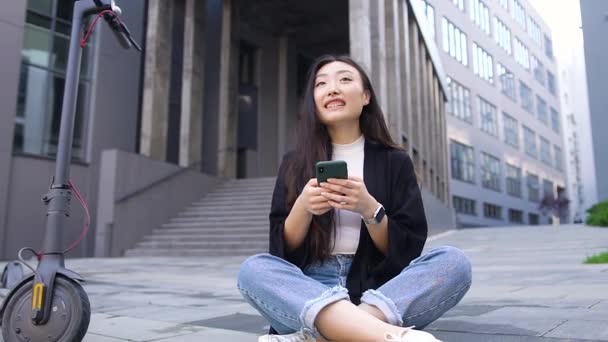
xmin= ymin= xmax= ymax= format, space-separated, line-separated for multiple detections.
xmin=363 ymin=90 xmax=371 ymax=105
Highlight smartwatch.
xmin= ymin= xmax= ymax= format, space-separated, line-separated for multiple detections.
xmin=362 ymin=204 xmax=385 ymax=225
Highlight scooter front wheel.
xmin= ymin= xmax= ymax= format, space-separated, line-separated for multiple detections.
xmin=1 ymin=275 xmax=90 ymax=342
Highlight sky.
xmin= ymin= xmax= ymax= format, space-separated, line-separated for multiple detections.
xmin=529 ymin=0 xmax=583 ymax=48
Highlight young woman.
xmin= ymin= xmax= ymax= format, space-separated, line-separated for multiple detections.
xmin=237 ymin=55 xmax=472 ymax=342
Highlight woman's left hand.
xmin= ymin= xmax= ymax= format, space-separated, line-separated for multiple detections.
xmin=319 ymin=176 xmax=379 ymax=218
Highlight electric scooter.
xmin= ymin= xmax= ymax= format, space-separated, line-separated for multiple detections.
xmin=0 ymin=1 xmax=140 ymax=340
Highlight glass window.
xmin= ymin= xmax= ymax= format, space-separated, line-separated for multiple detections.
xmin=527 ymin=16 xmax=542 ymax=47
xmin=503 ymin=112 xmax=519 ymax=148
xmin=523 ymin=125 xmax=537 ymax=158
xmin=520 ymin=81 xmax=533 ymax=113
xmin=512 ymin=0 xmax=526 ymax=28
xmin=506 ymin=163 xmax=522 ymax=197
xmin=544 ymin=34 xmax=554 ymax=60
xmin=417 ymin=0 xmax=436 ymax=39
xmin=13 ymin=0 xmax=93 ymax=161
xmin=514 ymin=38 xmax=530 ymax=70
xmin=493 ymin=17 xmax=512 ymax=54
xmin=540 ymin=136 xmax=552 ymax=165
xmin=470 ymin=0 xmax=490 ymax=35
xmin=473 ymin=42 xmax=494 ymax=84
xmin=499 ymin=0 xmax=509 ymax=10
xmin=450 ymin=140 xmax=475 ymax=183
xmin=554 ymin=145 xmax=563 ymax=171
xmin=453 ymin=196 xmax=476 ymax=215
xmin=484 ymin=203 xmax=502 ymax=219
xmin=479 ymin=97 xmax=498 ymax=137
xmin=551 ymin=107 xmax=560 ymax=133
xmin=543 ymin=179 xmax=554 ymax=198
xmin=497 ymin=63 xmax=515 ymax=99
xmin=442 ymin=18 xmax=468 ymax=66
xmin=547 ymin=71 xmax=557 ymax=96
xmin=529 ymin=213 xmax=540 ymax=225
xmin=527 ymin=172 xmax=540 ymax=202
xmin=446 ymin=77 xmax=472 ymax=123
xmin=509 ymin=209 xmax=524 ymax=223
xmin=481 ymin=152 xmax=501 ymax=191
xmin=531 ymin=55 xmax=544 ymax=86
xmin=536 ymin=96 xmax=548 ymax=124
xmin=452 ymin=0 xmax=465 ymax=11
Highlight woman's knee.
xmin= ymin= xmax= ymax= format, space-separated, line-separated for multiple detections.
xmin=438 ymin=246 xmax=472 ymax=286
xmin=237 ymin=253 xmax=275 ymax=290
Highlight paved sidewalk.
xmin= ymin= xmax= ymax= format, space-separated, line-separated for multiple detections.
xmin=1 ymin=224 xmax=608 ymax=341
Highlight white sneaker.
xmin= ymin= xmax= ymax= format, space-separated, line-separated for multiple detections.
xmin=384 ymin=326 xmax=442 ymax=342
xmin=258 ymin=330 xmax=316 ymax=342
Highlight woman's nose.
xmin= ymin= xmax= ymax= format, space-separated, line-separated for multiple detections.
xmin=327 ymin=82 xmax=340 ymax=96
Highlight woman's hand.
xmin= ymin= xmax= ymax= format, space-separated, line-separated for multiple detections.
xmin=296 ymin=178 xmax=334 ymax=216
xmin=319 ymin=176 xmax=379 ymax=218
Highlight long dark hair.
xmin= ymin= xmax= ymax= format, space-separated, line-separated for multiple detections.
xmin=285 ymin=55 xmax=402 ymax=264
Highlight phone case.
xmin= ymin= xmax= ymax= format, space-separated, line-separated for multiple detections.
xmin=316 ymin=160 xmax=348 ymax=184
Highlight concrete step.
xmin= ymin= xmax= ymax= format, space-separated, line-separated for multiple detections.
xmin=124 ymin=248 xmax=265 ymax=257
xmin=143 ymin=233 xmax=267 ymax=242
xmin=162 ymin=220 xmax=268 ymax=229
xmin=177 ymin=209 xmax=269 ymax=217
xmin=134 ymin=240 xmax=269 ymax=249
xmin=127 ymin=177 xmax=275 ymax=257
xmin=152 ymin=227 xmax=268 ymax=235
xmin=185 ymin=206 xmax=270 ymax=214
xmin=169 ymin=215 xmax=268 ymax=222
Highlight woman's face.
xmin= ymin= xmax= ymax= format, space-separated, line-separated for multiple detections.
xmin=313 ymin=61 xmax=370 ymax=126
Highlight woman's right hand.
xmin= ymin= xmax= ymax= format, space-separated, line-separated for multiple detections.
xmin=297 ymin=178 xmax=333 ymax=216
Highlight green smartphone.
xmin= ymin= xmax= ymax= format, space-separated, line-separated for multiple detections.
xmin=316 ymin=160 xmax=348 ymax=184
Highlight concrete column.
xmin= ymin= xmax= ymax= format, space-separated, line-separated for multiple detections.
xmin=217 ymin=0 xmax=238 ymax=178
xmin=0 ymin=1 xmax=27 ymax=258
xmin=400 ymin=0 xmax=413 ymax=151
xmin=349 ymin=0 xmax=373 ymax=76
xmin=277 ymin=34 xmax=289 ymax=162
xmin=420 ymin=50 xmax=429 ymax=186
xmin=140 ymin=0 xmax=173 ymax=161
xmin=382 ymin=0 xmax=403 ymax=141
xmin=201 ymin=0 xmax=233 ymax=176
xmin=409 ymin=24 xmax=421 ymax=154
xmin=369 ymin=1 xmax=388 ymax=114
xmin=179 ymin=0 xmax=205 ymax=167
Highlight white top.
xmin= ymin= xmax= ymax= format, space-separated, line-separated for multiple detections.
xmin=330 ymin=135 xmax=365 ymax=255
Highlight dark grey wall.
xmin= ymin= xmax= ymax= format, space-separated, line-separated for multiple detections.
xmin=0 ymin=1 xmax=146 ymax=260
xmin=83 ymin=0 xmax=147 ymax=255
xmin=95 ymin=150 xmax=222 ymax=257
xmin=3 ymin=157 xmax=91 ymax=259
xmin=581 ymin=0 xmax=608 ymax=202
xmin=0 ymin=1 xmax=27 ymax=259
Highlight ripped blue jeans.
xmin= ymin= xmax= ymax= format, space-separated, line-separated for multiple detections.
xmin=236 ymin=246 xmax=471 ymax=339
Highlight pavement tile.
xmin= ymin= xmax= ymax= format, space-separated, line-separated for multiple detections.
xmin=87 ymin=313 xmax=206 ymax=341
xmin=187 ymin=312 xmax=270 ymax=334
xmin=544 ymin=320 xmax=608 ymax=340
xmin=1 ymin=225 xmax=608 ymax=341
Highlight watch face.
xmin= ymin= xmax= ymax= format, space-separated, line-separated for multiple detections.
xmin=375 ymin=206 xmax=386 ymax=222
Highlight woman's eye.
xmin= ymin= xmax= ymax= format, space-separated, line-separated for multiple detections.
xmin=341 ymin=77 xmax=352 ymax=82
xmin=315 ymin=81 xmax=325 ymax=87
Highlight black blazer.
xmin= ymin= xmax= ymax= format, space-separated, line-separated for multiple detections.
xmin=268 ymin=139 xmax=428 ymax=304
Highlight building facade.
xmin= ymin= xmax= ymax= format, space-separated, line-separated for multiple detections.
xmin=0 ymin=0 xmax=452 ymax=259
xmin=580 ymin=0 xmax=608 ymax=203
xmin=530 ymin=0 xmax=598 ymax=222
xmin=416 ymin=0 xmax=567 ymax=227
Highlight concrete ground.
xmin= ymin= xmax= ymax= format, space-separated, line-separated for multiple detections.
xmin=1 ymin=224 xmax=608 ymax=341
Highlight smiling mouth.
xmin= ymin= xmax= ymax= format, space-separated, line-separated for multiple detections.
xmin=325 ymin=100 xmax=346 ymax=109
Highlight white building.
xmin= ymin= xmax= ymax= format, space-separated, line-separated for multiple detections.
xmin=529 ymin=0 xmax=598 ymax=222
xmin=416 ymin=0 xmax=567 ymax=227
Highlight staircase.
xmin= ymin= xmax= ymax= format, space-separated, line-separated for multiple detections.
xmin=125 ymin=177 xmax=277 ymax=257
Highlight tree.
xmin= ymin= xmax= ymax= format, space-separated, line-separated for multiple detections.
xmin=539 ymin=188 xmax=570 ymax=223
